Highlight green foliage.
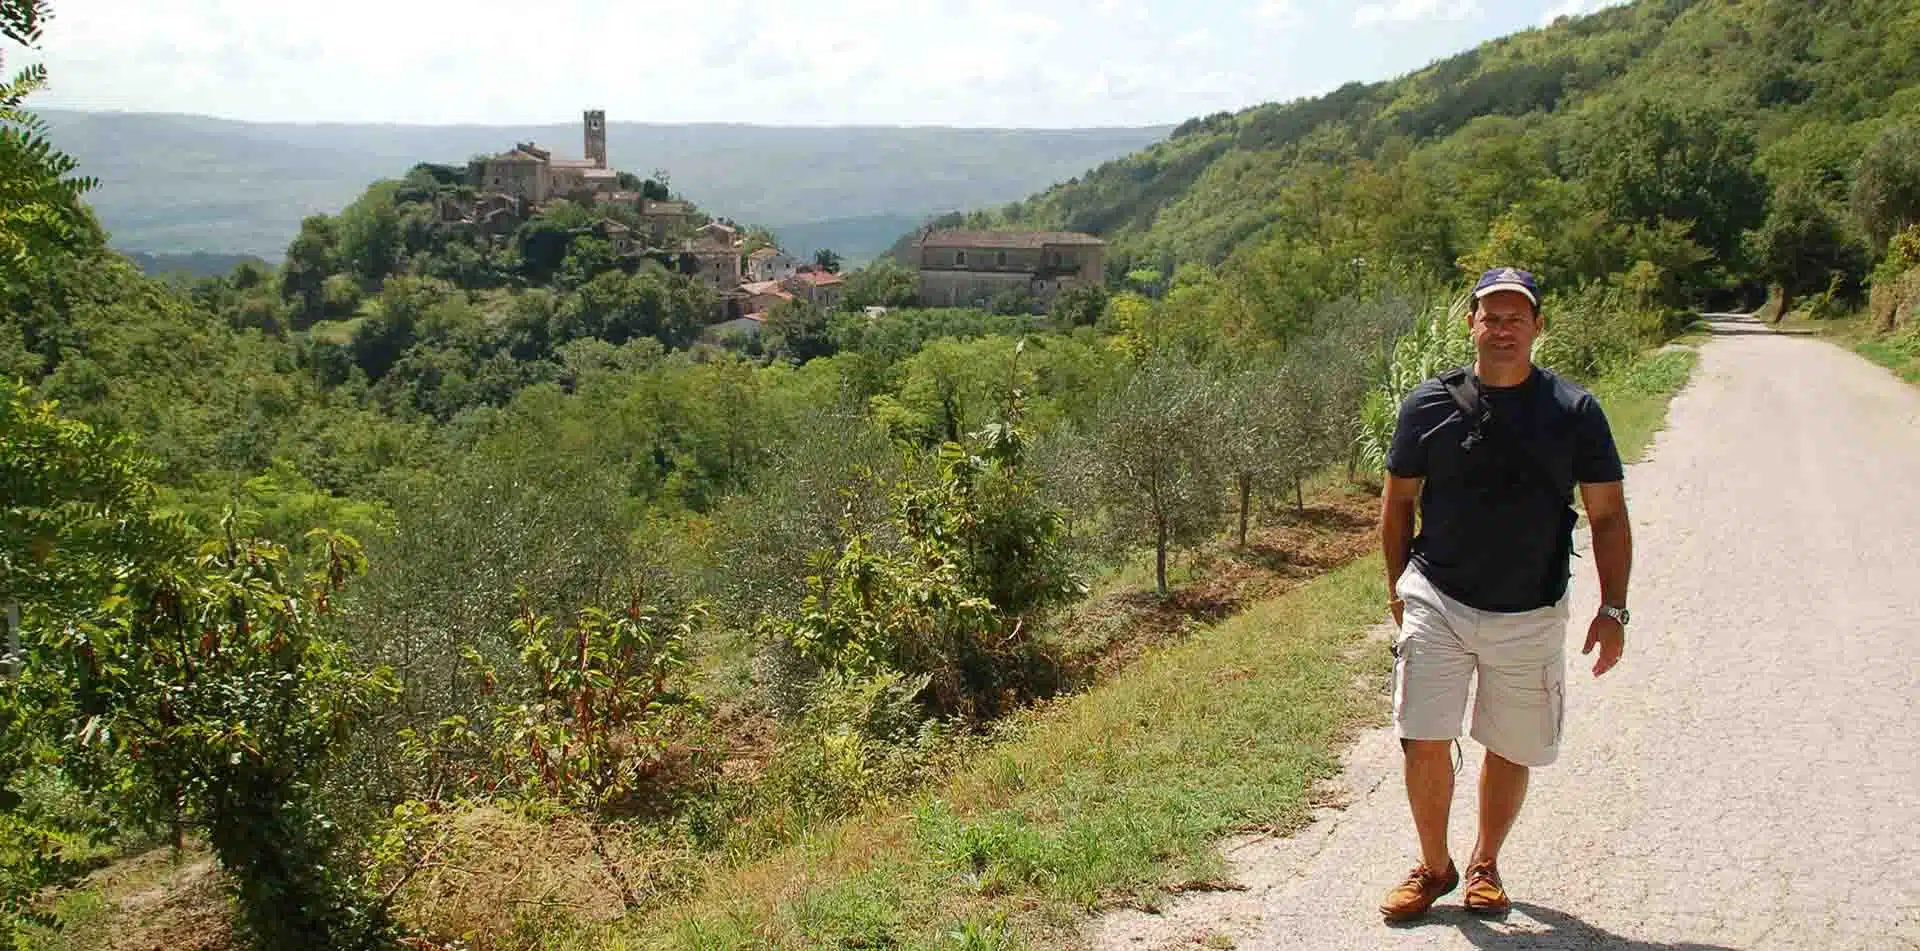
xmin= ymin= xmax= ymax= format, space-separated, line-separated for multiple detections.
xmin=839 ymin=257 xmax=920 ymax=311
xmin=1748 ymin=177 xmax=1870 ymax=312
xmin=770 ymin=419 xmax=1077 ymax=724
xmin=1070 ymin=352 xmax=1226 ymax=597
xmin=1867 ymin=230 xmax=1920 ymax=331
xmin=1851 ymin=123 xmax=1920 ymax=252
xmin=4 ymin=382 xmax=397 ymax=949
xmin=1355 ymin=296 xmax=1473 ymax=476
xmin=0 ymin=1 xmax=100 ymax=290
xmin=474 ymin=595 xmax=712 ymax=817
xmin=1218 ymin=351 xmax=1340 ymax=544
xmin=992 ymin=0 xmax=1920 ymax=315
xmin=762 ymin=300 xmax=836 ymax=364
xmin=60 ymin=529 xmax=397 ymax=950
xmin=1533 ymin=281 xmax=1665 ymax=378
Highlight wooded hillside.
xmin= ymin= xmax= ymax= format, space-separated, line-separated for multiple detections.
xmin=967 ymin=0 xmax=1920 ymax=317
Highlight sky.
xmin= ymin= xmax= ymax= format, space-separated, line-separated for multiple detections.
xmin=10 ymin=0 xmax=1627 ymax=128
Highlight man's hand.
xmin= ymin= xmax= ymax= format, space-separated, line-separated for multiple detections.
xmin=1390 ymin=599 xmax=1405 ymax=628
xmin=1582 ymin=614 xmax=1625 ymax=677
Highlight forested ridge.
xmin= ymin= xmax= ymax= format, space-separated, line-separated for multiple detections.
xmin=5 ymin=0 xmax=1920 ymax=949
xmin=948 ymin=0 xmax=1920 ymax=325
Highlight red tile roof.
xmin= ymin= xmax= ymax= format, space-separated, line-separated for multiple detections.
xmin=794 ymin=270 xmax=844 ymax=286
xmin=915 ymin=229 xmax=1104 ymax=249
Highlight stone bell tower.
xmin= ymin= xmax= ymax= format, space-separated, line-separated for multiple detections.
xmin=583 ymin=109 xmax=607 ymax=169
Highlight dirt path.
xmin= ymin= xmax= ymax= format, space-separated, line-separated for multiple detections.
xmin=1090 ymin=317 xmax=1920 ymax=951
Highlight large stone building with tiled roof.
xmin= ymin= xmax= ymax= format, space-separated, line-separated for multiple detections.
xmin=468 ymin=110 xmax=620 ymax=204
xmin=911 ymin=230 xmax=1106 ymax=310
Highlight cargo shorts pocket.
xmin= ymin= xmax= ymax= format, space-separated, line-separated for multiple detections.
xmin=1544 ymin=660 xmax=1566 ymax=746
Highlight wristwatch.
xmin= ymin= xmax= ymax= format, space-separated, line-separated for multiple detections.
xmin=1598 ymin=604 xmax=1631 ymax=626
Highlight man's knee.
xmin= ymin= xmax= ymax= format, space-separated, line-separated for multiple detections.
xmin=1401 ymin=738 xmax=1453 ymax=762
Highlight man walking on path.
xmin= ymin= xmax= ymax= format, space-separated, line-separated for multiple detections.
xmin=1376 ymin=268 xmax=1634 ymax=922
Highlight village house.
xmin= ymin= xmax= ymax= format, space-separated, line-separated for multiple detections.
xmin=746 ymin=246 xmax=799 ymax=283
xmin=783 ymin=269 xmax=845 ymax=310
xmin=685 ymin=232 xmax=743 ymax=292
xmin=695 ymin=221 xmax=740 ymax=247
xmin=739 ymin=279 xmax=795 ymax=315
xmin=910 ymin=229 xmax=1106 ymax=310
xmin=631 ymin=198 xmax=694 ymax=245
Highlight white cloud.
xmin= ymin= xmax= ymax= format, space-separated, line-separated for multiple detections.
xmin=1538 ymin=0 xmax=1625 ymax=25
xmin=1250 ymin=0 xmax=1304 ymax=30
xmin=1173 ymin=28 xmax=1215 ymax=51
xmin=2 ymin=0 xmax=1556 ymax=128
xmin=1353 ymin=0 xmax=1477 ymax=27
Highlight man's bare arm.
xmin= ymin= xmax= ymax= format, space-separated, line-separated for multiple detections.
xmin=1579 ymin=480 xmax=1632 ymax=609
xmin=1381 ymin=475 xmax=1422 ymax=618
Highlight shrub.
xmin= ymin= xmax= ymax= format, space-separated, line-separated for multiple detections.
xmin=6 ymin=383 xmax=397 ymax=949
xmin=477 ymin=595 xmax=713 ymax=818
xmin=1868 ymin=227 xmax=1920 ymax=330
xmin=766 ymin=421 xmax=1079 ymax=725
xmin=1355 ymin=295 xmax=1473 ymax=474
xmin=1533 ymin=282 xmax=1661 ymax=379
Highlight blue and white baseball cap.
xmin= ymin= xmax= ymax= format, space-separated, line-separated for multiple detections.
xmin=1472 ymin=267 xmax=1539 ymax=306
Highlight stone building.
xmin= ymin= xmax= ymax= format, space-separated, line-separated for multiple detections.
xmin=684 ymin=232 xmax=743 ymax=292
xmin=746 ymin=246 xmax=799 ymax=283
xmin=630 ymin=199 xmax=694 ymax=244
xmin=911 ymin=230 xmax=1106 ymax=309
xmin=469 ymin=110 xmax=619 ymax=204
xmin=784 ymin=269 xmax=845 ymax=311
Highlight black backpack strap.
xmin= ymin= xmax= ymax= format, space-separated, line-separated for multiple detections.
xmin=1437 ymin=367 xmax=1486 ymax=450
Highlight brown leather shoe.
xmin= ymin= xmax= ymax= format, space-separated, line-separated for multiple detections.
xmin=1379 ymin=860 xmax=1459 ymax=922
xmin=1463 ymin=859 xmax=1510 ymax=916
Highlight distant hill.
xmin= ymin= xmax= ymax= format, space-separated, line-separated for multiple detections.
xmin=120 ymin=250 xmax=270 ymax=279
xmin=43 ymin=111 xmax=1168 ymax=263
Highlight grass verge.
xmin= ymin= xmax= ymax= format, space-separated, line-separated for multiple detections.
xmin=609 ymin=557 xmax=1393 ymax=950
xmin=1853 ymin=331 xmax=1920 ymax=385
xmin=1586 ymin=346 xmax=1700 ymax=464
xmin=1775 ymin=311 xmax=1920 ymax=386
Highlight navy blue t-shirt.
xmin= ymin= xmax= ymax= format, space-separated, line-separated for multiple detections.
xmin=1386 ymin=366 xmax=1624 ymax=612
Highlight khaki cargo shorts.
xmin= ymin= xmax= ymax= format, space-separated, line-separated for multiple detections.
xmin=1392 ymin=562 xmax=1570 ymax=767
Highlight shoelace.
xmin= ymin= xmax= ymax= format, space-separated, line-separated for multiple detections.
xmin=1402 ymin=865 xmax=1445 ymax=890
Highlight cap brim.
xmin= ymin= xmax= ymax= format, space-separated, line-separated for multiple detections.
xmin=1473 ymin=282 xmax=1538 ymax=306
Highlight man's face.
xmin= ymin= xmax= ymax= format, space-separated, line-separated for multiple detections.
xmin=1470 ymin=290 xmax=1543 ymax=360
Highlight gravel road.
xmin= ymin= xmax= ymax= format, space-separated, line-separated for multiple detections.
xmin=1090 ymin=317 xmax=1920 ymax=951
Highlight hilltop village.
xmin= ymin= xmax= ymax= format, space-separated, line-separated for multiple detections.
xmin=438 ymin=110 xmax=1108 ymax=330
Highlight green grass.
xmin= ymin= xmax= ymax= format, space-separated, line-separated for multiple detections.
xmin=1854 ymin=331 xmax=1920 ymax=385
xmin=1586 ymin=346 xmax=1701 ymax=465
xmin=1772 ymin=310 xmax=1920 ymax=386
xmin=612 ymin=556 xmax=1394 ymax=950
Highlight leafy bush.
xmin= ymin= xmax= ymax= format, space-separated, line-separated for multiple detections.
xmin=3 ymin=380 xmax=415 ymax=949
xmin=1355 ymin=295 xmax=1473 ymax=474
xmin=767 ymin=421 xmax=1078 ymax=725
xmin=1868 ymin=227 xmax=1920 ymax=330
xmin=470 ymin=595 xmax=713 ymax=818
xmin=1533 ymin=282 xmax=1663 ymax=379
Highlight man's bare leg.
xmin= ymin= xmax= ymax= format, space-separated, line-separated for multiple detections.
xmin=1469 ymin=750 xmax=1529 ymax=865
xmin=1403 ymin=739 xmax=1455 ymax=870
